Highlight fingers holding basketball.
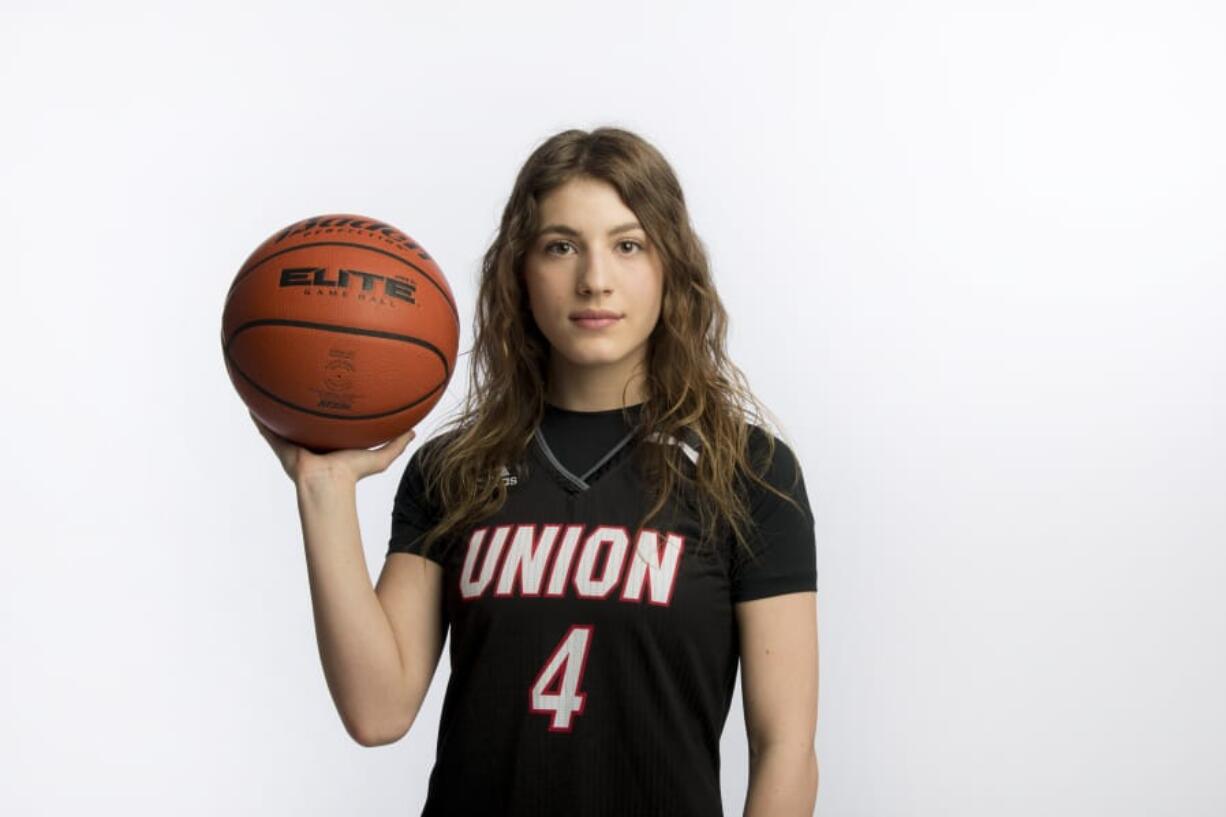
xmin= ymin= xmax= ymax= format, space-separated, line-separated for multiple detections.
xmin=305 ymin=428 xmax=416 ymax=484
xmin=250 ymin=408 xmax=416 ymax=484
xmin=361 ymin=427 xmax=418 ymax=479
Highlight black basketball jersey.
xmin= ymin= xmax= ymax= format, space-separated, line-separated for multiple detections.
xmin=387 ymin=402 xmax=817 ymax=817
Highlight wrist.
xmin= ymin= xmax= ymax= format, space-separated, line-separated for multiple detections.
xmin=295 ymin=466 xmax=357 ymax=497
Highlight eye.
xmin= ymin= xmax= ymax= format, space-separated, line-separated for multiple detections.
xmin=617 ymin=239 xmax=644 ymax=254
xmin=544 ymin=240 xmax=575 ymax=256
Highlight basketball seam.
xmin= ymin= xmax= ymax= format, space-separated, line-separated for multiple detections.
xmin=223 ymin=317 xmax=453 ymax=379
xmin=221 ymin=330 xmax=450 ymax=421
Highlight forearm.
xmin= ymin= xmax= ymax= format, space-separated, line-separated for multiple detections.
xmin=296 ymin=471 xmax=408 ymax=745
xmin=743 ymin=745 xmax=819 ymax=817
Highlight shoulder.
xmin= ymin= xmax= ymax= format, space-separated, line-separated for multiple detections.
xmin=744 ymin=422 xmax=786 ymax=459
xmin=741 ymin=424 xmax=804 ymax=488
xmin=731 ymin=425 xmax=813 ymax=542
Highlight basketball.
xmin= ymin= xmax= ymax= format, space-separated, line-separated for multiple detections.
xmin=221 ymin=213 xmax=460 ymax=453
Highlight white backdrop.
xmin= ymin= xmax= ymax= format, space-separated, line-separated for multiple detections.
xmin=2 ymin=1 xmax=1224 ymax=815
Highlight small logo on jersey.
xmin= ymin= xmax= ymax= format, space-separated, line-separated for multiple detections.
xmin=498 ymin=465 xmax=518 ymax=487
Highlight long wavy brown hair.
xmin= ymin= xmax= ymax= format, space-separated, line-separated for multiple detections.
xmin=411 ymin=126 xmax=803 ymax=565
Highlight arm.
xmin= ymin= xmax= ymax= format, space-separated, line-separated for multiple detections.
xmin=737 ymin=590 xmax=820 ymax=817
xmin=298 ymin=472 xmax=445 ymax=747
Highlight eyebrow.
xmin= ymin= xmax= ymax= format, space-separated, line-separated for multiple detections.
xmin=536 ymin=221 xmax=644 ymax=239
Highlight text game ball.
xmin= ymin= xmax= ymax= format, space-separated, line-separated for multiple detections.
xmin=221 ymin=214 xmax=460 ymax=453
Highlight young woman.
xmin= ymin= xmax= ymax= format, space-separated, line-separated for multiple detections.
xmin=252 ymin=127 xmax=819 ymax=816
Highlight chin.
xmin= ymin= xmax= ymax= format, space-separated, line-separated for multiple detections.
xmin=561 ymin=350 xmax=627 ymax=367
xmin=553 ymin=341 xmax=633 ymax=367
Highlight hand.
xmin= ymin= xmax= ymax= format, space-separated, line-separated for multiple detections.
xmin=248 ymin=409 xmax=416 ymax=486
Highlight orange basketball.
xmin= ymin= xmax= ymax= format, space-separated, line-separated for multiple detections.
xmin=221 ymin=213 xmax=460 ymax=453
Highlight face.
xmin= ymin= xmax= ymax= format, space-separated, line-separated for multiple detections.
xmin=522 ymin=175 xmax=664 ymax=402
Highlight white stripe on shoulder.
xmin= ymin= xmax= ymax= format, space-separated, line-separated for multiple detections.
xmin=644 ymin=431 xmax=700 ymax=465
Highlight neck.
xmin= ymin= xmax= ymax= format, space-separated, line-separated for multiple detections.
xmin=546 ymin=353 xmax=648 ymax=412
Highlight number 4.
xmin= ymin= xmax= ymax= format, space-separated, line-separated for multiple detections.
xmin=529 ymin=625 xmax=593 ymax=732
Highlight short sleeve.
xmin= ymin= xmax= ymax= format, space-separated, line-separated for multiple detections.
xmin=729 ymin=429 xmax=818 ymax=603
xmin=387 ymin=439 xmax=448 ymax=565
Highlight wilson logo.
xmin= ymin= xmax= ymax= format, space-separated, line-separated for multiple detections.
xmin=272 ymin=215 xmax=432 ymax=261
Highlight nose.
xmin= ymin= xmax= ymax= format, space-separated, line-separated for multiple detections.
xmin=576 ymin=246 xmax=613 ymax=295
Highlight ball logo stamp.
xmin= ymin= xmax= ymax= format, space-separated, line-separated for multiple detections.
xmin=313 ymin=349 xmax=361 ymax=411
xmin=323 ymin=355 xmax=355 ymax=393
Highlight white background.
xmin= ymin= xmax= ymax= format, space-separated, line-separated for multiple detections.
xmin=2 ymin=1 xmax=1224 ymax=815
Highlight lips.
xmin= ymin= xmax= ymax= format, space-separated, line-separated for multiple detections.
xmin=570 ymin=313 xmax=621 ymax=330
xmin=570 ymin=309 xmax=622 ymax=320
